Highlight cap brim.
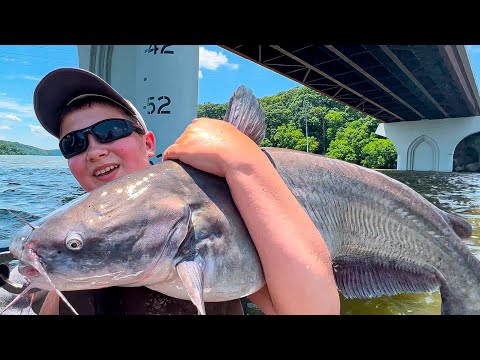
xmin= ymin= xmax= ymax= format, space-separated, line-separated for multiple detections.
xmin=34 ymin=67 xmax=138 ymax=139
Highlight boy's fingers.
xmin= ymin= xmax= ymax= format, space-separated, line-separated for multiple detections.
xmin=163 ymin=144 xmax=185 ymax=161
xmin=162 ymin=145 xmax=175 ymax=161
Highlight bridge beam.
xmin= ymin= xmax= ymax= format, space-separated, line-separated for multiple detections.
xmin=376 ymin=116 xmax=480 ymax=171
xmin=77 ymin=45 xmax=199 ymax=163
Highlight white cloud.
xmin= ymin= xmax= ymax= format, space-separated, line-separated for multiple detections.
xmin=0 ymin=95 xmax=34 ymax=118
xmin=23 ymin=75 xmax=41 ymax=81
xmin=28 ymin=125 xmax=57 ymax=144
xmin=198 ymin=70 xmax=203 ymax=79
xmin=0 ymin=113 xmax=21 ymax=122
xmin=199 ymin=46 xmax=239 ymax=71
xmin=0 ymin=125 xmax=11 ymax=130
xmin=29 ymin=124 xmax=51 ymax=136
xmin=0 ymin=57 xmax=15 ymax=62
xmin=4 ymin=74 xmax=41 ymax=81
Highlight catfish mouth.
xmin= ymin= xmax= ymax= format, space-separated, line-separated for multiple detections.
xmin=16 ymin=263 xmax=118 ymax=291
xmin=18 ymin=263 xmax=40 ymax=278
xmin=19 ymin=257 xmax=147 ymax=290
xmin=16 ymin=261 xmax=53 ymax=290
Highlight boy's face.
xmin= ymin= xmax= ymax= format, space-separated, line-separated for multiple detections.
xmin=59 ymin=103 xmax=155 ymax=192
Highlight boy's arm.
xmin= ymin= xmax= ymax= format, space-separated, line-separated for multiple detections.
xmin=224 ymin=151 xmax=339 ymax=314
xmin=163 ymin=118 xmax=340 ymax=315
xmin=39 ymin=291 xmax=59 ymax=315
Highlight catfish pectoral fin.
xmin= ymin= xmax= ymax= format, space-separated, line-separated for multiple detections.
xmin=176 ymin=256 xmax=206 ymax=315
xmin=333 ymin=255 xmax=440 ymax=299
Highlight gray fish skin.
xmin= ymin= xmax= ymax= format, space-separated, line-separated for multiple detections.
xmin=9 ymin=161 xmax=265 ymax=303
xmin=264 ymin=148 xmax=480 ymax=315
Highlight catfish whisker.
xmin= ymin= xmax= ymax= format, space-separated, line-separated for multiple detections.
xmin=0 ymin=282 xmax=34 ymax=315
xmin=6 ymin=208 xmax=37 ymax=230
xmin=27 ymin=292 xmax=35 ymax=315
xmin=27 ymin=248 xmax=79 ymax=315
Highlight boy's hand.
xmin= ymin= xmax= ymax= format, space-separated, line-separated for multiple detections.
xmin=163 ymin=118 xmax=265 ymax=178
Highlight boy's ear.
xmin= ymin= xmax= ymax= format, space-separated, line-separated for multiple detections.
xmin=145 ymin=131 xmax=156 ymax=158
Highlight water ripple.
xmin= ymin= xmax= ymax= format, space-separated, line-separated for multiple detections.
xmin=0 ymin=155 xmax=84 ymax=246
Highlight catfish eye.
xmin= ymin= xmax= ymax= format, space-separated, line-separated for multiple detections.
xmin=65 ymin=232 xmax=84 ymax=251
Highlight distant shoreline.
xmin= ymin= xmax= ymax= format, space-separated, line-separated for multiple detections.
xmin=0 ymin=153 xmax=63 ymax=156
xmin=0 ymin=140 xmax=61 ymax=156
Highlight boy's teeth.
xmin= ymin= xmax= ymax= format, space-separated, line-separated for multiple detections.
xmin=95 ymin=165 xmax=118 ymax=177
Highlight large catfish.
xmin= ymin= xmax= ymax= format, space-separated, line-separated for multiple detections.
xmin=5 ymin=86 xmax=480 ymax=315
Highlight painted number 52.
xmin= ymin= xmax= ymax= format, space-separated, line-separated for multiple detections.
xmin=145 ymin=96 xmax=171 ymax=115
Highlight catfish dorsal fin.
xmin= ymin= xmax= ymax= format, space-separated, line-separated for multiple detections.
xmin=223 ymin=85 xmax=266 ymax=145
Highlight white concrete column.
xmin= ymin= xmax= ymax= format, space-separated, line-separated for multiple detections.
xmin=376 ymin=116 xmax=480 ymax=172
xmin=77 ymin=45 xmax=199 ymax=164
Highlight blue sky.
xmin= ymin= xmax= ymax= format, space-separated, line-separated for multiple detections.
xmin=1 ymin=45 xmax=480 ymax=150
xmin=0 ymin=45 xmax=299 ymax=150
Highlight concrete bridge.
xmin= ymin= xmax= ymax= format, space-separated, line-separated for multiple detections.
xmin=77 ymin=45 xmax=480 ymax=171
xmin=376 ymin=116 xmax=480 ymax=171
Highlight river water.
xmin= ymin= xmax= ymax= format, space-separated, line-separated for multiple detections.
xmin=1 ymin=155 xmax=479 ymax=315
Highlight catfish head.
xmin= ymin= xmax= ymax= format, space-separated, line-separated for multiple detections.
xmin=9 ymin=171 xmax=193 ymax=292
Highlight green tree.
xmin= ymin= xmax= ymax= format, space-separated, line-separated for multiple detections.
xmin=273 ymin=123 xmax=318 ymax=152
xmin=0 ymin=140 xmax=50 ymax=155
xmin=198 ymin=102 xmax=228 ymax=119
xmin=324 ymin=110 xmax=346 ymax=148
xmin=196 ymin=86 xmax=395 ymax=167
xmin=261 ymin=95 xmax=295 ymax=143
xmin=260 ymin=138 xmax=273 ymax=147
xmin=326 ymin=117 xmax=377 ymax=164
xmin=361 ymin=139 xmax=397 ymax=169
xmin=326 ymin=139 xmax=358 ymax=162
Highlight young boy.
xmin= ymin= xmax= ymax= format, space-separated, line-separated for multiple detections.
xmin=33 ymin=67 xmax=339 ymax=315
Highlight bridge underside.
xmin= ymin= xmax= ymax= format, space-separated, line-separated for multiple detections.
xmin=221 ymin=45 xmax=480 ymax=123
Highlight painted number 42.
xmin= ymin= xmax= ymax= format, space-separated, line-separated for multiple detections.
xmin=144 ymin=45 xmax=174 ymax=55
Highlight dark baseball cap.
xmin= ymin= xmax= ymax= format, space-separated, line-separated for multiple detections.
xmin=34 ymin=67 xmax=147 ymax=139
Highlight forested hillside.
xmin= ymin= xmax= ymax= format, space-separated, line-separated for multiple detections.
xmin=0 ymin=140 xmax=61 ymax=156
xmin=199 ymin=86 xmax=397 ymax=169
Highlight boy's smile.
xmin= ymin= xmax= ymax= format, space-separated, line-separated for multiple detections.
xmin=93 ymin=163 xmax=120 ymax=178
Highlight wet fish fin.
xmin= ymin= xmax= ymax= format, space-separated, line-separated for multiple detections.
xmin=176 ymin=256 xmax=206 ymax=315
xmin=224 ymin=85 xmax=266 ymax=145
xmin=333 ymin=255 xmax=440 ymax=299
xmin=440 ymin=210 xmax=472 ymax=239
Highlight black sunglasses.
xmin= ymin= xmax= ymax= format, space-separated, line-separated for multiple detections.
xmin=59 ymin=118 xmax=146 ymax=159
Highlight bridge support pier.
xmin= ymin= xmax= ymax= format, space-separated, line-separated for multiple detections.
xmin=376 ymin=116 xmax=480 ymax=172
xmin=77 ymin=45 xmax=199 ymax=164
